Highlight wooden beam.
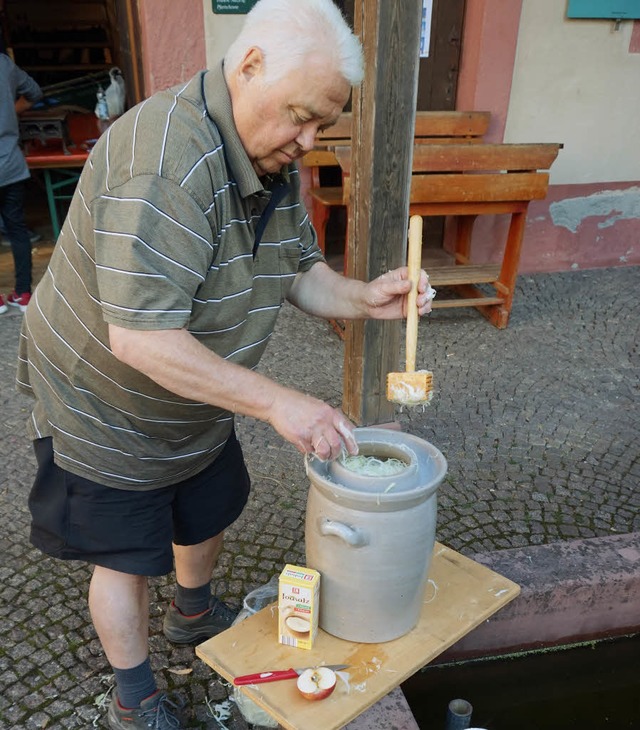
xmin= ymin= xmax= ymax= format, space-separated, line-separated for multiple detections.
xmin=343 ymin=1 xmax=423 ymax=425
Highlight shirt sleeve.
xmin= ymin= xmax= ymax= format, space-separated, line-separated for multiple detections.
xmin=91 ymin=174 xmax=217 ymax=330
xmin=14 ymin=63 xmax=43 ymax=103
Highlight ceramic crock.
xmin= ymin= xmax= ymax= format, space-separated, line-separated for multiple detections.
xmin=305 ymin=427 xmax=447 ymax=643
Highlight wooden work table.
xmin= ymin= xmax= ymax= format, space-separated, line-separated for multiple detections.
xmin=196 ymin=543 xmax=519 ymax=730
xmin=23 ymin=110 xmax=100 ymax=238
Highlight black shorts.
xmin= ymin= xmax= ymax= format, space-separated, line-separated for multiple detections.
xmin=28 ymin=432 xmax=251 ymax=576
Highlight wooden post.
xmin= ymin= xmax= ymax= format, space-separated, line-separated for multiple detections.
xmin=343 ymin=1 xmax=423 ymax=425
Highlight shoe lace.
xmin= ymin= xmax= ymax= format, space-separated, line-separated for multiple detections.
xmin=140 ymin=694 xmax=182 ymax=729
xmin=209 ymin=597 xmax=237 ymax=623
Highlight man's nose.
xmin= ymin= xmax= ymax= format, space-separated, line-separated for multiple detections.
xmin=296 ymin=124 xmax=318 ymax=152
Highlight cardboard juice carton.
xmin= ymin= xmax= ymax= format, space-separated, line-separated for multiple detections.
xmin=278 ymin=564 xmax=320 ymax=650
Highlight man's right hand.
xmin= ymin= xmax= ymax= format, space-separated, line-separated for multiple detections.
xmin=266 ymin=389 xmax=358 ymax=461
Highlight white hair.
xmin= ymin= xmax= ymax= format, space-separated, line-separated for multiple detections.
xmin=224 ymin=0 xmax=363 ymax=87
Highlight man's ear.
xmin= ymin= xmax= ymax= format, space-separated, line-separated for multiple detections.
xmin=238 ymin=46 xmax=264 ymax=84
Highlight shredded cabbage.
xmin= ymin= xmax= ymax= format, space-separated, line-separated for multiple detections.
xmin=339 ymin=454 xmax=407 ymax=476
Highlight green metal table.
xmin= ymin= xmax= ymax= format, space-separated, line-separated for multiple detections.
xmin=25 ymin=147 xmax=89 ymax=239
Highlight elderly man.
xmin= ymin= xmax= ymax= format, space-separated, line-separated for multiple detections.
xmin=17 ymin=0 xmax=432 ymax=727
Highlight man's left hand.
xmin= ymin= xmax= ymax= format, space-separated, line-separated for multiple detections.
xmin=364 ymin=266 xmax=436 ymax=319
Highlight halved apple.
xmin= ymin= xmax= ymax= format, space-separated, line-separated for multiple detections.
xmin=296 ymin=666 xmax=337 ymax=701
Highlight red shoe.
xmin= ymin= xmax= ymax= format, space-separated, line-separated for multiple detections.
xmin=0 ymin=294 xmax=7 ymax=314
xmin=7 ymin=291 xmax=31 ymax=312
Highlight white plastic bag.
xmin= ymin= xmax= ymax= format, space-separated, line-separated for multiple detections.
xmin=231 ymin=576 xmax=279 ymax=728
xmin=94 ymin=86 xmax=109 ymax=121
xmin=104 ymin=67 xmax=126 ymax=118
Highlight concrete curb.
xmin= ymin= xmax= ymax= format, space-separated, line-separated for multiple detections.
xmin=438 ymin=532 xmax=640 ymax=661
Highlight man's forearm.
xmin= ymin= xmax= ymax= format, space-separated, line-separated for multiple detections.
xmin=15 ymin=96 xmax=34 ymax=115
xmin=287 ymin=261 xmax=370 ymax=319
xmin=107 ymin=322 xmax=359 ymax=459
xmin=108 ymin=324 xmax=286 ymax=421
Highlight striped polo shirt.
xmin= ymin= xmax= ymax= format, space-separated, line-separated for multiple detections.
xmin=16 ymin=63 xmax=324 ymax=490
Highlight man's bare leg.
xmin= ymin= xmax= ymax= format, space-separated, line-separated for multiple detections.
xmin=163 ymin=532 xmax=235 ymax=643
xmin=88 ymin=566 xmax=149 ymax=668
xmin=173 ymin=532 xmax=224 ymax=588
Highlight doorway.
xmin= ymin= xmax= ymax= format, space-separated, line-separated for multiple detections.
xmin=329 ymin=0 xmax=467 ymax=265
xmin=339 ymin=0 xmax=466 ymax=111
xmin=0 ymin=0 xmax=144 ymax=253
xmin=1 ymin=0 xmax=144 ymax=107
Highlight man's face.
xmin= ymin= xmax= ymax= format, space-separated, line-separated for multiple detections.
xmin=230 ymin=48 xmax=351 ymax=176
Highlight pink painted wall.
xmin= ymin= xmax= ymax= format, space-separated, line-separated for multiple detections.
xmin=630 ymin=20 xmax=640 ymax=53
xmin=137 ymin=0 xmax=207 ymax=96
xmin=449 ymin=183 xmax=640 ymax=274
xmin=456 ymin=1 xmax=639 ymax=274
xmin=456 ymin=0 xmax=523 ymax=143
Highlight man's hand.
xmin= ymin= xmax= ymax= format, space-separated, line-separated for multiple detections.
xmin=364 ymin=266 xmax=436 ymax=320
xmin=15 ymin=96 xmax=34 ymax=115
xmin=266 ymin=389 xmax=358 ymax=461
xmin=289 ymin=261 xmax=435 ymax=321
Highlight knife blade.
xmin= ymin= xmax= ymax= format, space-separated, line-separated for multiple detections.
xmin=233 ymin=664 xmax=349 ymax=686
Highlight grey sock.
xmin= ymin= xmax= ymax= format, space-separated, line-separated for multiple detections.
xmin=113 ymin=658 xmax=156 ymax=709
xmin=174 ymin=581 xmax=211 ymax=616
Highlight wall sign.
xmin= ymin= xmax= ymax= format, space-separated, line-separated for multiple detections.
xmin=567 ymin=0 xmax=640 ymax=19
xmin=419 ymin=0 xmax=433 ymax=58
xmin=212 ymin=0 xmax=259 ymax=13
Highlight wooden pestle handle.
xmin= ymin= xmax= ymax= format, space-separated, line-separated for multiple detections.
xmin=405 ymin=215 xmax=423 ymax=373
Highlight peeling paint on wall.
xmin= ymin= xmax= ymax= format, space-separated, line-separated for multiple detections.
xmin=550 ymin=187 xmax=640 ymax=233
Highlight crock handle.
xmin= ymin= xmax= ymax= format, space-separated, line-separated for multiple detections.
xmin=319 ymin=518 xmax=369 ymax=547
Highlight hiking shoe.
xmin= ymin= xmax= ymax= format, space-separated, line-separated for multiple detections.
xmin=0 ymin=295 xmax=6 ymax=314
xmin=7 ymin=291 xmax=31 ymax=312
xmin=107 ymin=691 xmax=184 ymax=729
xmin=163 ymin=596 xmax=238 ymax=644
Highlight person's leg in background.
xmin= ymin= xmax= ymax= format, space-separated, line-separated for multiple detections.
xmin=0 ymin=214 xmax=41 ymax=246
xmin=162 ymin=432 xmax=249 ymax=644
xmin=0 ymin=180 xmax=33 ymax=311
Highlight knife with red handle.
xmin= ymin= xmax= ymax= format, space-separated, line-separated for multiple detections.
xmin=233 ymin=664 xmax=348 ymax=686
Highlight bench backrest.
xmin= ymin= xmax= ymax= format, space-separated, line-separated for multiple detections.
xmin=335 ymin=142 xmax=562 ymax=204
xmin=314 ymin=110 xmax=490 ymax=145
xmin=304 ymin=110 xmax=491 ymax=170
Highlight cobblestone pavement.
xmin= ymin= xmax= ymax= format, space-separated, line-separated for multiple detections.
xmin=1 ymin=265 xmax=638 ymax=728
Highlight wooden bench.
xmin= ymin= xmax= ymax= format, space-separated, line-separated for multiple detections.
xmin=302 ymin=111 xmax=490 ymax=254
xmin=332 ymin=141 xmax=562 ymax=328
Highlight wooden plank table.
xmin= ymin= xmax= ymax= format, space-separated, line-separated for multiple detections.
xmin=23 ymin=111 xmax=99 ymax=238
xmin=196 ymin=543 xmax=520 ymax=730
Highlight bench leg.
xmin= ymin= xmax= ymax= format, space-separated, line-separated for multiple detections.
xmin=454 ymin=215 xmax=477 ymax=264
xmin=311 ymin=198 xmax=331 ymax=256
xmin=484 ymin=210 xmax=527 ymax=329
